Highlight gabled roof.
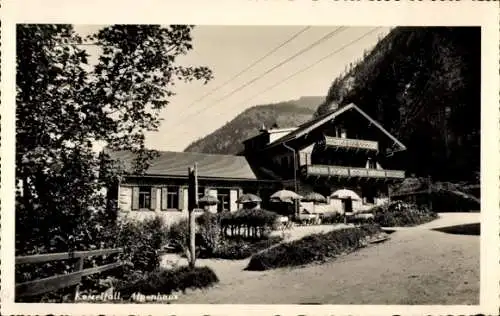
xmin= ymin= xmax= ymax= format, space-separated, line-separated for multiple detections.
xmin=108 ymin=150 xmax=258 ymax=180
xmin=264 ymin=103 xmax=406 ymax=151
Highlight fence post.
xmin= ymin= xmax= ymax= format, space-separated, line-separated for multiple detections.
xmin=73 ymin=257 xmax=84 ymax=301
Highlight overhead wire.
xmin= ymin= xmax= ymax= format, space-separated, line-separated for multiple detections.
xmin=168 ymin=26 xmax=347 ymax=131
xmin=185 ymin=26 xmax=312 ymax=109
xmin=168 ymin=27 xmax=382 ymax=139
xmin=233 ymin=27 xmax=383 ymax=113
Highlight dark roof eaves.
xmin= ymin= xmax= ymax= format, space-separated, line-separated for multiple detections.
xmin=262 ymin=103 xmax=355 ymax=150
xmin=260 ymin=102 xmax=407 ymax=152
xmin=350 ymin=104 xmax=407 ymax=151
xmin=121 ymin=173 xmax=280 ymax=182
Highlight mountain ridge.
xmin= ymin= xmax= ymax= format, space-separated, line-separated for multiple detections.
xmin=184 ymin=96 xmax=325 ymax=154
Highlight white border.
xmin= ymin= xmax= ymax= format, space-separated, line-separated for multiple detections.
xmin=1 ymin=1 xmax=499 ymax=315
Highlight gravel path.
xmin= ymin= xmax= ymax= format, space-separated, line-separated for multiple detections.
xmin=166 ymin=213 xmax=479 ymax=304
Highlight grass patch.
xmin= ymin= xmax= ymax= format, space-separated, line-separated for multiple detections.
xmin=245 ymin=224 xmax=385 ymax=271
xmin=432 ymin=223 xmax=480 ymax=235
xmin=115 ymin=266 xmax=219 ymax=299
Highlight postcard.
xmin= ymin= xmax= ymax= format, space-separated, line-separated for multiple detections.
xmin=1 ymin=0 xmax=499 ymax=315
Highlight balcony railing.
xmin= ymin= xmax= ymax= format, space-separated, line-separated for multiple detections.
xmin=304 ymin=164 xmax=405 ymax=179
xmin=322 ymin=136 xmax=379 ymax=151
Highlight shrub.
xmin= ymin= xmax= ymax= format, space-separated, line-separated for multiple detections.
xmin=169 ymin=212 xmax=282 ymax=259
xmin=199 ymin=236 xmax=283 ymax=259
xmin=320 ymin=212 xmax=344 ymax=224
xmin=350 ymin=214 xmax=375 ymax=225
xmin=246 ymin=224 xmax=383 ymax=271
xmin=115 ymin=266 xmax=219 ymax=299
xmin=195 ymin=212 xmax=223 ymax=255
xmin=116 ymin=216 xmax=169 ymax=273
xmin=371 ymin=201 xmax=438 ymax=227
xmin=168 ymin=213 xmax=224 ymax=258
xmin=168 ymin=218 xmax=190 ymax=251
xmin=220 ymin=208 xmax=278 ymax=239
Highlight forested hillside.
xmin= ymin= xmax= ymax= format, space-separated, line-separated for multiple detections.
xmin=184 ymin=96 xmax=325 ymax=154
xmin=316 ymin=27 xmax=480 ymax=182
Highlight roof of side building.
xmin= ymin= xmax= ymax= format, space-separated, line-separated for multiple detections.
xmin=108 ymin=150 xmax=258 ymax=180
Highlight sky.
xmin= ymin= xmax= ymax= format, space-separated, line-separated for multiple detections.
xmin=73 ymin=25 xmax=390 ymax=152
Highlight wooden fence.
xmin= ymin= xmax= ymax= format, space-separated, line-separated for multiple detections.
xmin=15 ymin=248 xmax=123 ymax=300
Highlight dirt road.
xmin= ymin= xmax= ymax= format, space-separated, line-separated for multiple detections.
xmin=170 ymin=213 xmax=479 ymax=304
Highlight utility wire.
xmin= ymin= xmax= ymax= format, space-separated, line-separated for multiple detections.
xmin=235 ymin=27 xmax=382 ymax=111
xmin=208 ymin=27 xmax=345 ymax=107
xmin=186 ymin=26 xmax=311 ymax=109
xmin=168 ymin=27 xmax=382 ymax=139
xmin=170 ymin=27 xmax=346 ymax=129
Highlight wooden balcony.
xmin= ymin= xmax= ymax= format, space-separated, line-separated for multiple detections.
xmin=322 ymin=136 xmax=379 ymax=151
xmin=303 ymin=164 xmax=405 ymax=180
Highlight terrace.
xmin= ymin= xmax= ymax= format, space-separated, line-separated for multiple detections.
xmin=303 ymin=164 xmax=405 ymax=180
xmin=321 ymin=136 xmax=379 ymax=152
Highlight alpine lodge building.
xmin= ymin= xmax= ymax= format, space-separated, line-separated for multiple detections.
xmin=109 ymin=103 xmax=407 ymax=225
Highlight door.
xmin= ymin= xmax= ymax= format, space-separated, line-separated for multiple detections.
xmin=342 ymin=198 xmax=353 ymax=214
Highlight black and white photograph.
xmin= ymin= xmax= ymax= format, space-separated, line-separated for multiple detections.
xmin=2 ymin=1 xmax=499 ymax=314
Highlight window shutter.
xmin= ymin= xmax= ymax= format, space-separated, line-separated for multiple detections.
xmin=230 ymin=189 xmax=238 ymax=212
xmin=178 ymin=187 xmax=184 ymax=211
xmin=132 ymin=187 xmax=139 ymax=210
xmin=150 ymin=187 xmax=157 ymax=210
xmin=161 ymin=187 xmax=168 ymax=211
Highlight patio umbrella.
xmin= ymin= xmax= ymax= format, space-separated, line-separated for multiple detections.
xmin=302 ymin=192 xmax=327 ymax=204
xmin=237 ymin=193 xmax=262 ymax=204
xmin=198 ymin=194 xmax=219 ymax=206
xmin=330 ymin=189 xmax=361 ymax=201
xmin=270 ymin=189 xmax=303 ymax=204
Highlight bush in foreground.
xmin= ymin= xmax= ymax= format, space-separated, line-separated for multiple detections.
xmin=115 ymin=266 xmax=219 ymax=299
xmin=116 ymin=216 xmax=170 ymax=273
xmin=245 ymin=225 xmax=384 ymax=271
xmin=195 ymin=212 xmax=223 ymax=255
xmin=168 ymin=212 xmax=282 ymax=260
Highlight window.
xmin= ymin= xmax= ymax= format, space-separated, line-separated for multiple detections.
xmin=217 ymin=189 xmax=230 ymax=213
xmin=340 ymin=128 xmax=347 ymax=138
xmin=335 ymin=127 xmax=347 ymax=138
xmin=167 ymin=189 xmax=179 ymax=209
xmin=366 ymin=158 xmax=377 ymax=169
xmin=161 ymin=186 xmax=179 ymax=210
xmin=369 ymin=159 xmax=376 ymax=169
xmin=132 ymin=186 xmax=156 ymax=211
xmin=363 ymin=186 xmax=376 ymax=204
xmin=366 ymin=194 xmax=375 ymax=204
xmin=139 ymin=186 xmax=152 ymax=209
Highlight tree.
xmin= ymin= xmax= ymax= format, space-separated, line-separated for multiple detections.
xmin=315 ymin=27 xmax=480 ymax=182
xmin=16 ymin=24 xmax=213 ymax=257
